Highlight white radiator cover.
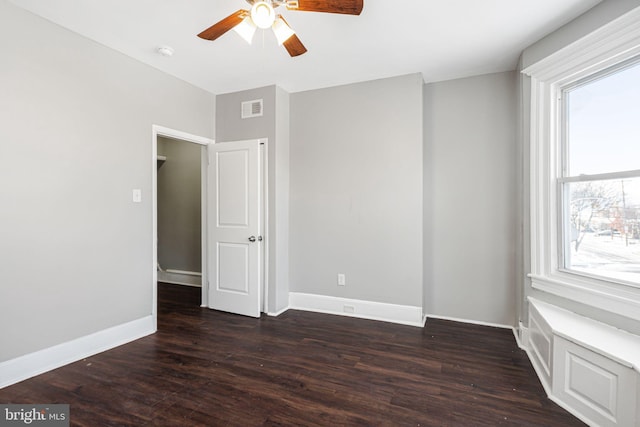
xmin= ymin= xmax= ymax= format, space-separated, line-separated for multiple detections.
xmin=524 ymin=298 xmax=640 ymax=427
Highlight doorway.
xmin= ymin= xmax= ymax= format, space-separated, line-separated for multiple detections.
xmin=151 ymin=126 xmax=267 ymax=328
xmin=156 ymin=136 xmax=203 ymax=289
xmin=152 ymin=126 xmax=212 ymax=329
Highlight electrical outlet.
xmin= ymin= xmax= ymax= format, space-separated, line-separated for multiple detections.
xmin=132 ymin=189 xmax=142 ymax=203
xmin=337 ymin=273 xmax=346 ymax=286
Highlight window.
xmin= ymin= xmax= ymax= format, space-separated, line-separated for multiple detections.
xmin=561 ymin=60 xmax=640 ymax=286
xmin=522 ymin=7 xmax=640 ymax=321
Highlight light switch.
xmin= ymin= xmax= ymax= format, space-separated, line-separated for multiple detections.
xmin=132 ymin=189 xmax=142 ymax=203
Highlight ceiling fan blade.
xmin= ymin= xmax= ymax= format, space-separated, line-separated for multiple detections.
xmin=197 ymin=10 xmax=248 ymax=41
xmin=283 ymin=34 xmax=307 ymax=57
xmin=286 ymin=0 xmax=363 ymax=15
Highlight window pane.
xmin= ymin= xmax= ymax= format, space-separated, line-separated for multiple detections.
xmin=566 ymin=60 xmax=640 ymax=176
xmin=566 ymin=177 xmax=640 ymax=284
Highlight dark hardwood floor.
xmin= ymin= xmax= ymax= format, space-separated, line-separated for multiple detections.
xmin=0 ymin=283 xmax=585 ymax=426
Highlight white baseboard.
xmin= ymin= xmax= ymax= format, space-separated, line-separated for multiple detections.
xmin=426 ymin=313 xmax=513 ymax=330
xmin=164 ymin=269 xmax=201 ymax=277
xmin=158 ymin=270 xmax=201 ymax=287
xmin=0 ymin=316 xmax=155 ymax=389
xmin=514 ymin=322 xmax=530 ymax=350
xmin=288 ymin=292 xmax=423 ymax=327
xmin=266 ymin=306 xmax=289 ymax=317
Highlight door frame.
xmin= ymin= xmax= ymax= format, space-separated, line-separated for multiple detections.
xmin=152 ymin=127 xmax=269 ymax=327
xmin=152 ymin=125 xmax=213 ymax=330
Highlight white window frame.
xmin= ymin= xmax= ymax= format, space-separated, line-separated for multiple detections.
xmin=522 ymin=7 xmax=640 ymax=322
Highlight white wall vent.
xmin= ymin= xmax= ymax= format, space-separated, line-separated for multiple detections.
xmin=241 ymin=99 xmax=263 ymax=119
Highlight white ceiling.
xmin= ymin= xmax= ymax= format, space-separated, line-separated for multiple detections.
xmin=9 ymin=0 xmax=602 ymax=94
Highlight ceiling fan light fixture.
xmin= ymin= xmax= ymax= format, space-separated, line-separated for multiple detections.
xmin=251 ymin=1 xmax=275 ymax=29
xmin=198 ymin=0 xmax=364 ymax=57
xmin=272 ymin=15 xmax=295 ymax=45
xmin=233 ymin=16 xmax=257 ymax=44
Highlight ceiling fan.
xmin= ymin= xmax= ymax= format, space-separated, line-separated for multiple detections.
xmin=197 ymin=0 xmax=363 ymax=57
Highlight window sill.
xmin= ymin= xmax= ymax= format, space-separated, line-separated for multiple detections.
xmin=529 ymin=273 xmax=640 ymax=322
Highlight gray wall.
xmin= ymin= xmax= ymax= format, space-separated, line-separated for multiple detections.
xmin=6 ymin=0 xmax=633 ymax=368
xmin=215 ymin=85 xmax=290 ymax=313
xmin=425 ymin=71 xmax=518 ymax=326
xmin=0 ymin=1 xmax=214 ymax=362
xmin=518 ymin=0 xmax=640 ymax=334
xmin=157 ymin=137 xmax=202 ymax=273
xmin=289 ymin=74 xmax=424 ymax=307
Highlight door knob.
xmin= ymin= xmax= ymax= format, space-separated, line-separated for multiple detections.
xmin=248 ymin=236 xmax=262 ymax=242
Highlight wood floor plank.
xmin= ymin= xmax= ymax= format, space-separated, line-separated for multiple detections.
xmin=0 ymin=283 xmax=585 ymax=426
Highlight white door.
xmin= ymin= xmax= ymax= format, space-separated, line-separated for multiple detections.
xmin=207 ymin=140 xmax=262 ymax=317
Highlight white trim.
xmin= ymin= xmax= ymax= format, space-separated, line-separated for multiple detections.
xmin=152 ymin=125 xmax=214 ymax=330
xmin=266 ymin=306 xmax=289 ymax=317
xmin=522 ymin=6 xmax=640 ymax=322
xmin=201 ymin=140 xmax=209 ymax=307
xmin=165 ymin=269 xmax=201 ymax=277
xmin=289 ymin=293 xmax=423 ymax=327
xmin=522 ymin=7 xmax=640 ymax=81
xmin=523 ymin=299 xmax=640 ymax=426
xmin=559 ymin=169 xmax=640 ymax=183
xmin=426 ymin=314 xmax=513 ymax=330
xmin=286 ymin=295 xmax=517 ymax=331
xmin=153 ymin=125 xmax=213 ymax=146
xmin=261 ymin=138 xmax=270 ymax=315
xmin=514 ymin=322 xmax=530 ymax=351
xmin=529 ymin=297 xmax=640 ymax=371
xmin=0 ymin=316 xmax=154 ymax=389
xmin=530 ymin=274 xmax=640 ymax=322
xmin=158 ymin=270 xmax=202 ymax=287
